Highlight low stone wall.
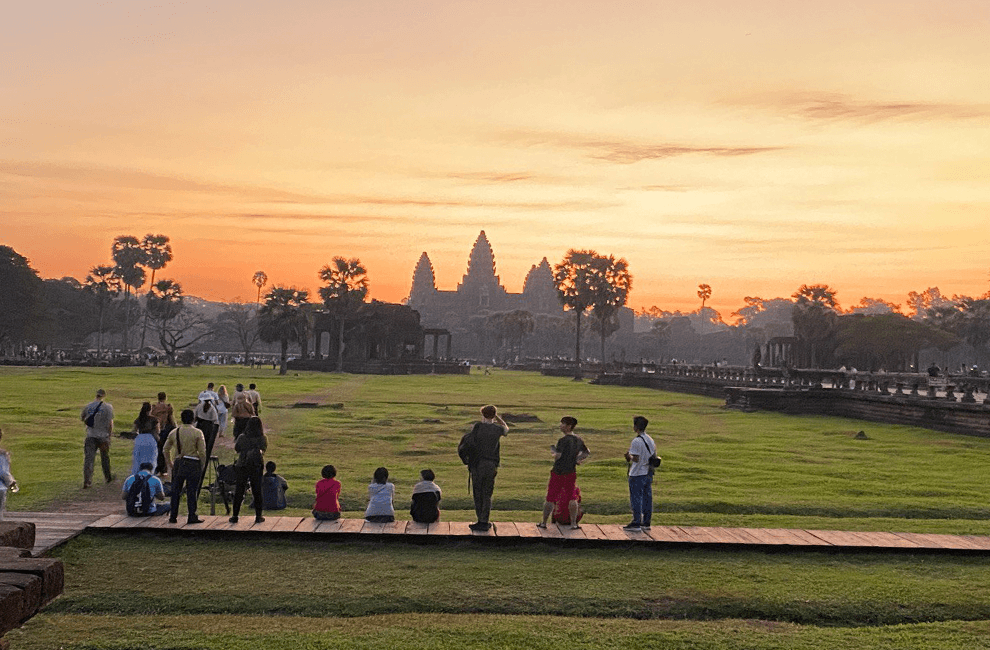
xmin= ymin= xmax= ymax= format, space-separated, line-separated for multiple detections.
xmin=0 ymin=522 xmax=64 ymax=649
xmin=288 ymin=359 xmax=471 ymax=375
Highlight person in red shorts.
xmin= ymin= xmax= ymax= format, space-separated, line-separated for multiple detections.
xmin=537 ymin=416 xmax=589 ymax=530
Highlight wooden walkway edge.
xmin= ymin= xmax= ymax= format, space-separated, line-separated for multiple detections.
xmin=10 ymin=512 xmax=990 ymax=556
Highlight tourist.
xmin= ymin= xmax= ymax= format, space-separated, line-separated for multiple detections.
xmin=130 ymin=402 xmax=161 ymax=477
xmin=229 ymin=392 xmax=255 ymax=438
xmin=215 ymin=385 xmax=231 ymax=437
xmin=193 ymin=392 xmax=220 ymax=460
xmin=261 ymin=460 xmax=288 ymax=510
xmin=149 ymin=391 xmax=175 ymax=475
xmin=312 ymin=464 xmax=341 ymax=520
xmin=163 ymin=409 xmax=207 ymax=524
xmin=122 ymin=462 xmax=169 ymax=517
xmin=0 ymin=428 xmax=18 ymax=521
xmin=410 ymin=468 xmax=442 ymax=524
xmin=81 ymin=388 xmax=115 ymax=488
xmin=459 ymin=404 xmax=508 ymax=531
xmin=365 ymin=467 xmax=395 ymax=523
xmin=538 ymin=416 xmax=589 ymax=530
xmin=232 ymin=383 xmax=249 ymax=405
xmin=230 ymin=416 xmax=268 ymax=524
xmin=247 ymin=383 xmax=262 ymax=416
xmin=623 ymin=415 xmax=658 ymax=532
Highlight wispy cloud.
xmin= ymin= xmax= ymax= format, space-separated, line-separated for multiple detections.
xmin=499 ymin=131 xmax=784 ymax=164
xmin=741 ymin=92 xmax=990 ymax=123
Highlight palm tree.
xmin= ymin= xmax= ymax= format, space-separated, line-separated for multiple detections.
xmin=84 ymin=265 xmax=121 ymax=358
xmin=318 ymin=257 xmax=369 ymax=371
xmin=138 ymin=234 xmax=173 ymax=352
xmin=553 ymin=250 xmax=599 ymax=378
xmin=253 ymin=271 xmax=268 ymax=306
xmin=697 ymin=284 xmax=712 ymax=310
xmin=257 ymin=287 xmax=310 ymax=375
xmin=590 ymin=255 xmax=632 ymax=372
xmin=111 ymin=235 xmax=147 ymax=354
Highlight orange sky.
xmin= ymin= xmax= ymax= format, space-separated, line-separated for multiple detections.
xmin=2 ymin=0 xmax=988 ymax=317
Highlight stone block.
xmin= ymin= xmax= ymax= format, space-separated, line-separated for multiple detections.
xmin=0 ymin=558 xmax=64 ymax=605
xmin=0 ymin=522 xmax=35 ymax=550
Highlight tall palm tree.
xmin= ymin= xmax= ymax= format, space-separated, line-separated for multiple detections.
xmin=257 ymin=287 xmax=309 ymax=375
xmin=553 ymin=250 xmax=598 ymax=378
xmin=253 ymin=271 xmax=268 ymax=306
xmin=318 ymin=257 xmax=368 ymax=371
xmin=138 ymin=234 xmax=173 ymax=352
xmin=590 ymin=255 xmax=632 ymax=373
xmin=111 ymin=235 xmax=147 ymax=354
xmin=84 ymin=265 xmax=121 ymax=358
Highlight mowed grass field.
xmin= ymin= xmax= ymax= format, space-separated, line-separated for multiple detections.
xmin=5 ymin=365 xmax=990 ymax=649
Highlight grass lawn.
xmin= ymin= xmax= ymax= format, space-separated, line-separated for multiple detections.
xmin=4 ymin=365 xmax=990 ymax=648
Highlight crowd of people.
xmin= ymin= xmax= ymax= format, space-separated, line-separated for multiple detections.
xmin=77 ymin=388 xmax=660 ymax=531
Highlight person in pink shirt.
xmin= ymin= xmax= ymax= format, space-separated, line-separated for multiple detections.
xmin=313 ymin=464 xmax=341 ymax=520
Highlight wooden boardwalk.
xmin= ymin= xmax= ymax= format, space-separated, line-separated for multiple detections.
xmin=8 ymin=512 xmax=110 ymax=556
xmin=78 ymin=514 xmax=990 ymax=554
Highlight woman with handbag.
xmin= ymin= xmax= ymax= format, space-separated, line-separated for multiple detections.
xmin=230 ymin=416 xmax=268 ymax=524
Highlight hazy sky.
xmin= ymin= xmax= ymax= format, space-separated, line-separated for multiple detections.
xmin=3 ymin=0 xmax=988 ymax=316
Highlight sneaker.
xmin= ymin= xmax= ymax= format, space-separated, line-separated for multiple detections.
xmin=468 ymin=522 xmax=491 ymax=531
xmin=255 ymin=517 xmax=265 ymax=524
xmin=167 ymin=518 xmax=177 ymax=524
xmin=187 ymin=517 xmax=204 ymax=524
xmin=229 ymin=516 xmax=239 ymax=524
xmin=641 ymin=525 xmax=652 ymax=531
xmin=622 ymin=523 xmax=642 ymax=532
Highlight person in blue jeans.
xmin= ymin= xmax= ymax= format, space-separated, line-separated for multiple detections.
xmin=623 ymin=416 xmax=657 ymax=532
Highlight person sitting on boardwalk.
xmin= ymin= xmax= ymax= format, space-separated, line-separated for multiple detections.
xmin=460 ymin=404 xmax=508 ymax=532
xmin=230 ymin=416 xmax=267 ymax=524
xmin=163 ymin=409 xmax=207 ymax=524
xmin=365 ymin=467 xmax=395 ymax=523
xmin=410 ymin=468 xmax=442 ymax=524
xmin=122 ymin=462 xmax=169 ymax=517
xmin=313 ymin=464 xmax=341 ymax=521
xmin=0 ymin=428 xmax=18 ymax=521
xmin=538 ymin=416 xmax=589 ymax=530
xmin=261 ymin=460 xmax=288 ymax=510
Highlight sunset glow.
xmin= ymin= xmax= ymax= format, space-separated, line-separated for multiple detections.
xmin=3 ymin=0 xmax=989 ymax=316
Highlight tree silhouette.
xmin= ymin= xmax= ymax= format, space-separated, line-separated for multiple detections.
xmin=791 ymin=284 xmax=839 ymax=368
xmin=215 ymin=303 xmax=261 ymax=362
xmin=697 ymin=283 xmax=712 ymax=310
xmin=138 ymin=234 xmax=173 ymax=352
xmin=84 ymin=265 xmax=122 ymax=358
xmin=111 ymin=235 xmax=147 ymax=354
xmin=253 ymin=271 xmax=268 ymax=306
xmin=257 ymin=287 xmax=310 ymax=375
xmin=147 ymin=279 xmax=211 ymax=364
xmin=0 ymin=246 xmax=43 ymax=356
xmin=318 ymin=257 xmax=369 ymax=371
xmin=554 ymin=249 xmax=599 ymax=377
xmin=589 ymin=254 xmax=632 ymax=372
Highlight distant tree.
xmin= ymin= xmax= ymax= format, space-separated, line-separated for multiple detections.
xmin=791 ymin=284 xmax=839 ymax=368
xmin=834 ymin=313 xmax=958 ymax=372
xmin=697 ymin=283 xmax=712 ymax=310
xmin=589 ymin=254 xmax=632 ymax=371
xmin=111 ymin=235 xmax=147 ymax=354
xmin=530 ymin=313 xmax=570 ymax=358
xmin=84 ymin=265 xmax=122 ymax=357
xmin=214 ymin=303 xmax=261 ymax=361
xmin=258 ymin=287 xmax=310 ymax=375
xmin=554 ymin=249 xmax=599 ymax=376
xmin=138 ymin=234 xmax=173 ymax=352
xmin=487 ymin=310 xmax=534 ymax=363
xmin=147 ymin=279 xmax=212 ymax=364
xmin=928 ymin=297 xmax=990 ymax=353
xmin=318 ymin=257 xmax=369 ymax=371
xmin=253 ymin=271 xmax=268 ymax=306
xmin=906 ymin=287 xmax=955 ymax=320
xmin=0 ymin=246 xmax=43 ymax=355
xmin=38 ymin=277 xmax=98 ymax=351
xmin=846 ymin=297 xmax=901 ymax=315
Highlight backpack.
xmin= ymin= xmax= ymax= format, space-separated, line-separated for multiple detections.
xmin=126 ymin=474 xmax=153 ymax=516
xmin=84 ymin=402 xmax=103 ymax=428
xmin=457 ymin=427 xmax=476 ymax=466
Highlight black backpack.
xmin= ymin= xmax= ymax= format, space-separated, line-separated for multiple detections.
xmin=457 ymin=426 xmax=477 ymax=466
xmin=126 ymin=474 xmax=153 ymax=516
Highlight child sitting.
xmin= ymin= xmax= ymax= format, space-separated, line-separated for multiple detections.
xmin=410 ymin=468 xmax=442 ymax=524
xmin=312 ymin=464 xmax=341 ymax=521
xmin=365 ymin=467 xmax=395 ymax=523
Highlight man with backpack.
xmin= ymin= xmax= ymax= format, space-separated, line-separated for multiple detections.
xmin=623 ymin=415 xmax=660 ymax=532
xmin=122 ymin=462 xmax=169 ymax=517
xmin=459 ymin=404 xmax=508 ymax=532
xmin=81 ymin=388 xmax=114 ymax=488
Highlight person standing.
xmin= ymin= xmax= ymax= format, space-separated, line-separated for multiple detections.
xmin=247 ymin=383 xmax=262 ymax=416
xmin=193 ymin=393 xmax=220 ymax=461
xmin=230 ymin=416 xmax=267 ymax=524
xmin=149 ymin=392 xmax=175 ymax=475
xmin=229 ymin=392 xmax=255 ymax=438
xmin=0 ymin=428 xmax=18 ymax=521
xmin=163 ymin=409 xmax=207 ymax=524
xmin=81 ymin=388 xmax=115 ymax=488
xmin=215 ymin=385 xmax=231 ymax=437
xmin=623 ymin=416 xmax=658 ymax=532
xmin=538 ymin=416 xmax=589 ymax=530
xmin=130 ymin=402 xmax=161 ymax=477
xmin=461 ymin=405 xmax=508 ymax=532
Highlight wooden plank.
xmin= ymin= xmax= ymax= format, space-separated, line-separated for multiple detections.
xmin=427 ymin=521 xmax=451 ymax=536
xmin=336 ymin=519 xmax=365 ymax=534
xmin=492 ymin=522 xmax=518 ymax=538
xmin=738 ymin=528 xmax=790 ymax=545
xmin=360 ymin=521 xmax=386 ymax=534
xmin=448 ymin=521 xmax=473 ymax=536
xmin=314 ymin=519 xmax=344 ymax=533
xmin=645 ymin=526 xmax=684 ymax=543
xmin=111 ymin=516 xmax=147 ymax=529
xmin=536 ymin=523 xmax=563 ymax=539
xmin=252 ymin=517 xmax=279 ymax=532
xmin=405 ymin=522 xmax=430 ymax=536
xmin=712 ymin=527 xmax=766 ymax=545
xmin=382 ymin=521 xmax=407 ymax=535
xmin=598 ymin=524 xmax=631 ymax=542
xmin=270 ymin=517 xmax=304 ymax=532
xmin=580 ymin=524 xmax=609 ymax=541
xmin=923 ymin=533 xmax=987 ymax=551
xmin=959 ymin=535 xmax=990 ymax=551
xmin=471 ymin=524 xmax=497 ymax=537
xmin=559 ymin=525 xmax=587 ymax=540
xmin=90 ymin=514 xmax=127 ymax=529
xmin=761 ymin=528 xmax=816 ymax=546
xmin=854 ymin=531 xmax=923 ymax=549
xmin=294 ymin=518 xmax=322 ymax=533
xmin=514 ymin=522 xmax=542 ymax=538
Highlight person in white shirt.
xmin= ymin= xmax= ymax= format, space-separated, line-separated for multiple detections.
xmin=623 ymin=415 xmax=658 ymax=532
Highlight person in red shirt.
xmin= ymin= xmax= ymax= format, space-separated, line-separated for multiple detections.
xmin=313 ymin=464 xmax=341 ymax=520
